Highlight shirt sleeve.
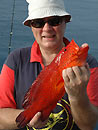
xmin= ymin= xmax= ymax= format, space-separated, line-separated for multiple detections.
xmin=0 ymin=64 xmax=16 ymax=108
xmin=86 ymin=54 xmax=98 ymax=106
xmin=87 ymin=67 xmax=98 ymax=106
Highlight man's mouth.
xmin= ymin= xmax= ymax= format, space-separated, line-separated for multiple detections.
xmin=42 ymin=35 xmax=55 ymax=38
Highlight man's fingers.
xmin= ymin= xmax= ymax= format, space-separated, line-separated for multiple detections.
xmin=27 ymin=112 xmax=48 ymax=128
xmin=62 ymin=69 xmax=70 ymax=82
xmin=28 ymin=112 xmax=41 ymax=127
xmin=81 ymin=43 xmax=88 ymax=48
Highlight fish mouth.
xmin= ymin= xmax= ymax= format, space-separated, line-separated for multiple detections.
xmin=77 ymin=45 xmax=89 ymax=61
xmin=78 ymin=44 xmax=89 ymax=55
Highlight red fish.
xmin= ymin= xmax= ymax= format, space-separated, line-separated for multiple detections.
xmin=16 ymin=40 xmax=89 ymax=128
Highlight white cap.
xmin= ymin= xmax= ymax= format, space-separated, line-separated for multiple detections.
xmin=24 ymin=0 xmax=71 ymax=27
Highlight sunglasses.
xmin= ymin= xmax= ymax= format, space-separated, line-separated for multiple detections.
xmin=30 ymin=16 xmax=65 ymax=28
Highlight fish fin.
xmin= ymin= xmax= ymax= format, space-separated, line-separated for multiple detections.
xmin=22 ymin=79 xmax=42 ymax=109
xmin=22 ymin=85 xmax=34 ymax=109
xmin=22 ymin=65 xmax=55 ymax=109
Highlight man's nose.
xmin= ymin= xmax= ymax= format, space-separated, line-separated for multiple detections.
xmin=43 ymin=22 xmax=53 ymax=30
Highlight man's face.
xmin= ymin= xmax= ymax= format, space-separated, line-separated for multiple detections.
xmin=31 ymin=16 xmax=66 ymax=51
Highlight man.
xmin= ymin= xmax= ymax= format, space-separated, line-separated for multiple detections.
xmin=0 ymin=0 xmax=98 ymax=130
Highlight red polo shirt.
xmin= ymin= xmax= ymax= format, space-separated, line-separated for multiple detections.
xmin=0 ymin=38 xmax=98 ymax=109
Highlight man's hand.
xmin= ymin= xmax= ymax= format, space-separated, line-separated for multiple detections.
xmin=62 ymin=63 xmax=90 ymax=100
xmin=27 ymin=112 xmax=48 ymax=128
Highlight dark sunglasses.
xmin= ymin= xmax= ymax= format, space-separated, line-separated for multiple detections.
xmin=30 ymin=16 xmax=65 ymax=28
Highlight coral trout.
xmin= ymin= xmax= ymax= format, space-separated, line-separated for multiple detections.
xmin=16 ymin=39 xmax=89 ymax=128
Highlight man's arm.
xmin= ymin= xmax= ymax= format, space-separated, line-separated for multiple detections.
xmin=0 ymin=108 xmax=48 ymax=130
xmin=62 ymin=64 xmax=98 ymax=130
xmin=0 ymin=108 xmax=23 ymax=129
xmin=69 ymin=93 xmax=98 ymax=130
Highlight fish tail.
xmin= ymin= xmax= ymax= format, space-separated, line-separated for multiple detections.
xmin=16 ymin=110 xmax=32 ymax=128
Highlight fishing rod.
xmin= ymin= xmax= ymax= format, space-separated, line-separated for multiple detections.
xmin=8 ymin=0 xmax=16 ymax=54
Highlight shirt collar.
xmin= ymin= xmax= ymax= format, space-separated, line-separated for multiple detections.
xmin=30 ymin=40 xmax=42 ymax=63
xmin=30 ymin=37 xmax=70 ymax=63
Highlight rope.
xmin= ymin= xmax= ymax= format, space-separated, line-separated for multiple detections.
xmin=8 ymin=0 xmax=16 ymax=54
